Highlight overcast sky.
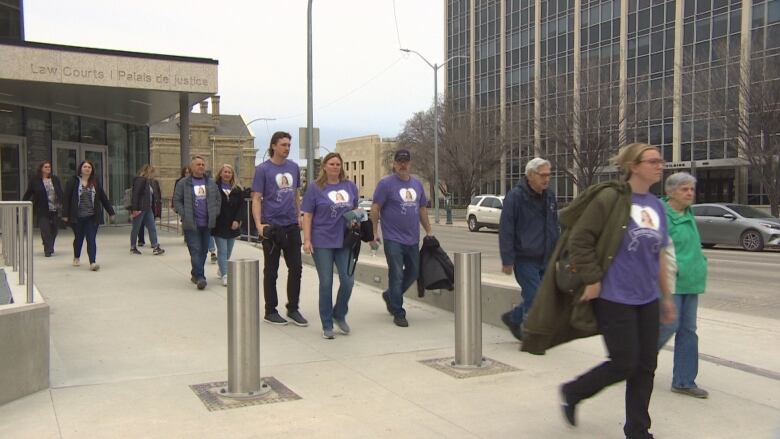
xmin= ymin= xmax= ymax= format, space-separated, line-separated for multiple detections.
xmin=23 ymin=0 xmax=444 ymax=163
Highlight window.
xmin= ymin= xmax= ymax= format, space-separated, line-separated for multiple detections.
xmin=361 ymin=175 xmax=364 ymax=187
xmin=345 ymin=162 xmax=349 ymax=171
xmin=360 ymin=160 xmax=364 ymax=170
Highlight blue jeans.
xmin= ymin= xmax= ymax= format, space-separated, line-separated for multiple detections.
xmin=209 ymin=236 xmax=216 ymax=253
xmin=130 ymin=209 xmax=158 ymax=248
xmin=213 ymin=236 xmax=236 ymax=277
xmin=658 ymin=294 xmax=700 ymax=389
xmin=509 ymin=260 xmax=545 ymax=324
xmin=184 ymin=227 xmax=211 ymax=279
xmin=383 ymin=239 xmax=420 ymax=318
xmin=71 ymin=215 xmax=99 ymax=263
xmin=312 ymin=247 xmax=354 ymax=331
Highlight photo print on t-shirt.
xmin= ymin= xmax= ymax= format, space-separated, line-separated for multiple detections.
xmin=327 ymin=189 xmax=351 ymax=217
xmin=398 ymin=187 xmax=418 ymax=215
xmin=275 ymin=172 xmax=295 ymax=201
xmin=628 ymin=203 xmax=663 ymax=252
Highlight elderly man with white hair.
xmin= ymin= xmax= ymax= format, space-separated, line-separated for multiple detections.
xmin=498 ymin=157 xmax=560 ymax=341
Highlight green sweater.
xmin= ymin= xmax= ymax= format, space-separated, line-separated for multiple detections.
xmin=662 ymin=198 xmax=708 ymax=294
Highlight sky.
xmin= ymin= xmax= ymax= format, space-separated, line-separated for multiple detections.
xmin=23 ymin=0 xmax=444 ymax=164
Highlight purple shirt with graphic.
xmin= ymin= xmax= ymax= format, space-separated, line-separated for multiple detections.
xmin=191 ymin=177 xmax=209 ymax=228
xmin=301 ymin=180 xmax=359 ymax=248
xmin=251 ymin=160 xmax=300 ymax=226
xmin=372 ymin=174 xmax=428 ymax=246
xmin=600 ymin=192 xmax=669 ymax=305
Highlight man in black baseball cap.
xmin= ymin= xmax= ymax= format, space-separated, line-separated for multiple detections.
xmin=394 ymin=149 xmax=411 ymax=162
xmin=370 ymin=147 xmax=434 ymax=327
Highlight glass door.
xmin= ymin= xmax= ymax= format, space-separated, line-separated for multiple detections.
xmin=83 ymin=145 xmax=108 ymax=194
xmin=53 ymin=142 xmax=79 ymax=185
xmin=0 ymin=135 xmax=26 ymax=201
xmin=53 ymin=142 xmax=109 ymax=192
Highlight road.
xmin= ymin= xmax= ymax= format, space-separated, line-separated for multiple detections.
xmin=369 ymin=221 xmax=780 ymax=320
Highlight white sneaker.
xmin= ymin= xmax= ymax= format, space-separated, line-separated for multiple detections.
xmin=222 ymin=275 xmax=228 ymax=286
xmin=72 ymin=258 xmax=80 ymax=267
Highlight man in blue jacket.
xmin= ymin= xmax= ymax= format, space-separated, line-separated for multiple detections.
xmin=499 ymin=157 xmax=560 ymax=341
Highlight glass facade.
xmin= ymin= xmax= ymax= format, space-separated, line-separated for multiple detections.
xmin=446 ymin=0 xmax=778 ymax=205
xmin=0 ymin=107 xmax=149 ymax=205
xmin=448 ymin=0 xmax=472 ymax=112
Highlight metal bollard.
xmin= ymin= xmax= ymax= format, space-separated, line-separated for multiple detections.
xmin=453 ymin=252 xmax=483 ymax=367
xmin=220 ymin=258 xmax=269 ymax=398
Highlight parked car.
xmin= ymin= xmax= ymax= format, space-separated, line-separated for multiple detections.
xmin=692 ymin=203 xmax=780 ymax=251
xmin=358 ymin=199 xmax=373 ymax=216
xmin=466 ymin=195 xmax=504 ymax=232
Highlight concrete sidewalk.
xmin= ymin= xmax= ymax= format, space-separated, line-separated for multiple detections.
xmin=0 ymin=226 xmax=778 ymax=438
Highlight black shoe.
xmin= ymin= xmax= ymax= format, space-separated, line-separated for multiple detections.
xmin=152 ymin=246 xmax=165 ymax=255
xmin=626 ymin=434 xmax=655 ymax=439
xmin=190 ymin=276 xmax=198 ymax=284
xmin=286 ymin=310 xmax=309 ymax=327
xmin=560 ymin=385 xmax=577 ymax=427
xmin=393 ymin=315 xmax=409 ymax=327
xmin=137 ymin=241 xmax=146 ymax=247
xmin=130 ymin=247 xmax=142 ymax=255
xmin=381 ymin=291 xmax=393 ymax=315
xmin=263 ymin=313 xmax=288 ymax=326
xmin=44 ymin=252 xmax=52 ymax=257
xmin=501 ymin=311 xmax=523 ymax=341
xmin=196 ymin=278 xmax=207 ymax=290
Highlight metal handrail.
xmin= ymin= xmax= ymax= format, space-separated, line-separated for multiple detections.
xmin=0 ymin=201 xmax=34 ymax=304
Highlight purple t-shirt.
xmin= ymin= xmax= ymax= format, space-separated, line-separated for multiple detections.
xmin=191 ymin=177 xmax=209 ymax=228
xmin=600 ymin=192 xmax=669 ymax=305
xmin=251 ymin=160 xmax=300 ymax=226
xmin=372 ymin=174 xmax=428 ymax=246
xmin=301 ymin=180 xmax=359 ymax=248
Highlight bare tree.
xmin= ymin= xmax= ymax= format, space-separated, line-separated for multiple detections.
xmin=397 ymin=98 xmax=507 ymax=203
xmin=540 ymin=77 xmax=624 ymax=192
xmin=689 ymin=48 xmax=780 ymax=216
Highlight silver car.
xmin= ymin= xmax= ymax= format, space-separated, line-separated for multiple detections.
xmin=692 ymin=203 xmax=780 ymax=251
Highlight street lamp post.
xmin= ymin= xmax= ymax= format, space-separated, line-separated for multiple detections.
xmin=401 ymin=48 xmax=468 ymax=224
xmin=307 ymin=0 xmax=315 ymax=187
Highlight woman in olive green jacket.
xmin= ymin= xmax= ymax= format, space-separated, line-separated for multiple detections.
xmin=559 ymin=143 xmax=676 ymax=439
xmin=658 ymin=172 xmax=709 ymax=399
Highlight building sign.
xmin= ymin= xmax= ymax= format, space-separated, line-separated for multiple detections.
xmin=0 ymin=45 xmax=217 ymax=94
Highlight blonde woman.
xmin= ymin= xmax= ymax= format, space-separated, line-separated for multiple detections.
xmin=301 ymin=152 xmax=359 ymax=339
xmin=130 ymin=165 xmax=164 ymax=255
xmin=212 ymin=164 xmax=244 ymax=286
xmin=560 ymin=143 xmax=676 ymax=439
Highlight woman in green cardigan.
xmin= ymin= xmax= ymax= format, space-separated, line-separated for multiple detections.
xmin=658 ymin=172 xmax=709 ymax=398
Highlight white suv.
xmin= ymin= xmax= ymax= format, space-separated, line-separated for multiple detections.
xmin=466 ymin=195 xmax=504 ymax=232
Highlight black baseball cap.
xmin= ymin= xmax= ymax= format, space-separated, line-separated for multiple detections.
xmin=394 ymin=149 xmax=411 ymax=162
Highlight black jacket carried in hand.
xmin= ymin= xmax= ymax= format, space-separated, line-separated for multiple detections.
xmin=417 ymin=235 xmax=454 ymax=297
xmin=212 ymin=186 xmax=245 ymax=239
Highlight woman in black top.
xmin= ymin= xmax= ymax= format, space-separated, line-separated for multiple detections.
xmin=62 ymin=160 xmax=115 ymax=271
xmin=22 ymin=161 xmax=63 ymax=257
xmin=212 ymin=164 xmax=244 ymax=286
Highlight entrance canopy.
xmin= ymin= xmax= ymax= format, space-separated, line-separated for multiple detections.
xmin=0 ymin=40 xmax=218 ymax=125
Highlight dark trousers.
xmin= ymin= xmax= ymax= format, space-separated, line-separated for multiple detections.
xmin=261 ymin=225 xmax=302 ymax=315
xmin=38 ymin=211 xmax=59 ymax=254
xmin=563 ymin=298 xmax=660 ymax=438
xmin=71 ymin=216 xmax=99 ymax=263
